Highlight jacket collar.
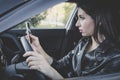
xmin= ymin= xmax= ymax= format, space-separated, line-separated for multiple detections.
xmin=95 ymin=39 xmax=114 ymax=54
xmin=81 ymin=37 xmax=114 ymax=54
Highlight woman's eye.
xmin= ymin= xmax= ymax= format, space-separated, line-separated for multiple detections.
xmin=79 ymin=15 xmax=85 ymax=20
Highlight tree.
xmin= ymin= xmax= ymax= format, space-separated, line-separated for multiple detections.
xmin=29 ymin=11 xmax=48 ymax=27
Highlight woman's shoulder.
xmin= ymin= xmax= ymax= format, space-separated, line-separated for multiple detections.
xmin=108 ymin=48 xmax=120 ymax=59
xmin=95 ymin=39 xmax=120 ymax=63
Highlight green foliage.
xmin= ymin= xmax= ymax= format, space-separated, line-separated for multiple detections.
xmin=63 ymin=3 xmax=75 ymax=24
xmin=29 ymin=11 xmax=47 ymax=27
xmin=15 ymin=3 xmax=76 ymax=29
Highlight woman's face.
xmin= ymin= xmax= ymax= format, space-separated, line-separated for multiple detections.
xmin=76 ymin=7 xmax=95 ymax=37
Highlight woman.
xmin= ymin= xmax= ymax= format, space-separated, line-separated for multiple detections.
xmin=23 ymin=0 xmax=120 ymax=79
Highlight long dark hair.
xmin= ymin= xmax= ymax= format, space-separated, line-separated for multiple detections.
xmin=77 ymin=0 xmax=120 ymax=45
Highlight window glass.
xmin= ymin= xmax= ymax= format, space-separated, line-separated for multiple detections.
xmin=15 ymin=2 xmax=76 ymax=29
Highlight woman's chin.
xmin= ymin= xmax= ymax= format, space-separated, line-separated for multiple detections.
xmin=81 ymin=33 xmax=86 ymax=36
xmin=81 ymin=33 xmax=91 ymax=37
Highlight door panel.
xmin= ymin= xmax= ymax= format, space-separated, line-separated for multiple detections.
xmin=7 ymin=29 xmax=66 ymax=59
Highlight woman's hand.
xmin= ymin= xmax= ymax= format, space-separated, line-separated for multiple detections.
xmin=23 ymin=51 xmax=51 ymax=73
xmin=26 ymin=34 xmax=53 ymax=64
xmin=23 ymin=51 xmax=63 ymax=79
xmin=26 ymin=34 xmax=41 ymax=52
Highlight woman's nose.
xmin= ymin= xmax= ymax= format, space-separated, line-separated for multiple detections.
xmin=75 ymin=20 xmax=80 ymax=27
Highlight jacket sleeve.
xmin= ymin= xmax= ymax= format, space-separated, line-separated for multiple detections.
xmin=51 ymin=49 xmax=75 ymax=77
xmin=96 ymin=54 xmax=120 ymax=75
xmin=51 ymin=38 xmax=83 ymax=77
xmin=51 ymin=38 xmax=85 ymax=70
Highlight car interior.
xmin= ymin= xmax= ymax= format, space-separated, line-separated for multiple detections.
xmin=0 ymin=0 xmax=120 ymax=80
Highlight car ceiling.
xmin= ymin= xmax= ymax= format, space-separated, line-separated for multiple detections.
xmin=0 ymin=0 xmax=66 ymax=33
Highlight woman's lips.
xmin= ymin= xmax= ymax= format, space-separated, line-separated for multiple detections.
xmin=79 ymin=29 xmax=83 ymax=32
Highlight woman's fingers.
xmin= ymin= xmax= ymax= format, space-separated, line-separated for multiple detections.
xmin=25 ymin=34 xmax=38 ymax=43
xmin=23 ymin=51 xmax=44 ymax=64
xmin=29 ymin=34 xmax=39 ymax=41
xmin=26 ymin=56 xmax=35 ymax=63
xmin=30 ymin=65 xmax=39 ymax=70
xmin=23 ymin=51 xmax=52 ymax=76
xmin=23 ymin=51 xmax=38 ymax=57
xmin=27 ymin=60 xmax=39 ymax=67
xmin=23 ymin=51 xmax=33 ymax=57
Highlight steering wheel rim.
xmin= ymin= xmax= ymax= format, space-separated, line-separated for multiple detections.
xmin=0 ymin=33 xmax=47 ymax=80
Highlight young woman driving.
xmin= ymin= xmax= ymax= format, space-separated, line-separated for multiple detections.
xmin=23 ymin=0 xmax=120 ymax=79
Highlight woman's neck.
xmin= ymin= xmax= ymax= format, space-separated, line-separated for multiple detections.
xmin=87 ymin=37 xmax=99 ymax=52
xmin=87 ymin=35 xmax=105 ymax=53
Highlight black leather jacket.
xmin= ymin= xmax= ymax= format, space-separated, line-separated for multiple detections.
xmin=51 ymin=37 xmax=120 ymax=78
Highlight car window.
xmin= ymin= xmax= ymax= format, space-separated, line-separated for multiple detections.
xmin=15 ymin=2 xmax=76 ymax=29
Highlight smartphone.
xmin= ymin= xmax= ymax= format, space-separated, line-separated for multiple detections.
xmin=25 ymin=21 xmax=32 ymax=43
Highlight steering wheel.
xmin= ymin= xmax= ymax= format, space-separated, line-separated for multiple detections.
xmin=0 ymin=32 xmax=24 ymax=64
xmin=0 ymin=33 xmax=47 ymax=80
